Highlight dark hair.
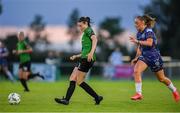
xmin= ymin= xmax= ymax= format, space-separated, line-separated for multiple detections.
xmin=136 ymin=14 xmax=156 ymax=28
xmin=78 ymin=16 xmax=91 ymax=27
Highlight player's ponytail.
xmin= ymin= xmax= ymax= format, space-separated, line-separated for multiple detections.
xmin=136 ymin=14 xmax=156 ymax=28
xmin=142 ymin=14 xmax=156 ymax=28
xmin=78 ymin=16 xmax=91 ymax=27
xmin=85 ymin=17 xmax=91 ymax=27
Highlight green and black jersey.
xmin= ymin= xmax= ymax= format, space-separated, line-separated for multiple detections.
xmin=16 ymin=40 xmax=31 ymax=63
xmin=81 ymin=27 xmax=96 ymax=61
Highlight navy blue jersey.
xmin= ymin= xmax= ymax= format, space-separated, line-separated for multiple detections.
xmin=0 ymin=47 xmax=8 ymax=59
xmin=136 ymin=27 xmax=158 ymax=53
xmin=0 ymin=47 xmax=8 ymax=66
xmin=137 ymin=28 xmax=163 ymax=72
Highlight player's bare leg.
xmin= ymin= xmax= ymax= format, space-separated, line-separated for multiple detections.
xmin=19 ymin=69 xmax=29 ymax=92
xmin=131 ymin=60 xmax=147 ymax=100
xmin=3 ymin=67 xmax=15 ymax=82
xmin=155 ymin=70 xmax=180 ymax=102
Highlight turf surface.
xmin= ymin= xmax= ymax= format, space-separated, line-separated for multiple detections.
xmin=0 ymin=80 xmax=180 ymax=112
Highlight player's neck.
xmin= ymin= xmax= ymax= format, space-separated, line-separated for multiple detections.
xmin=140 ymin=26 xmax=146 ymax=32
xmin=84 ymin=26 xmax=88 ymax=30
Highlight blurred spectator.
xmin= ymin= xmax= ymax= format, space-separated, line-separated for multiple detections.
xmin=45 ymin=51 xmax=59 ymax=65
xmin=103 ymin=47 xmax=123 ymax=79
xmin=109 ymin=48 xmax=123 ymax=65
xmin=45 ymin=50 xmax=62 ymax=80
xmin=0 ymin=41 xmax=15 ymax=82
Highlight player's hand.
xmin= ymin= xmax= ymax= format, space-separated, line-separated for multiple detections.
xmin=70 ymin=55 xmax=77 ymax=61
xmin=129 ymin=36 xmax=138 ymax=44
xmin=16 ymin=50 xmax=24 ymax=55
xmin=87 ymin=52 xmax=93 ymax=62
xmin=12 ymin=50 xmax=17 ymax=54
xmin=131 ymin=57 xmax=138 ymax=66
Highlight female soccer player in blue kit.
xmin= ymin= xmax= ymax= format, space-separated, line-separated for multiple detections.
xmin=0 ymin=41 xmax=15 ymax=82
xmin=129 ymin=14 xmax=180 ymax=102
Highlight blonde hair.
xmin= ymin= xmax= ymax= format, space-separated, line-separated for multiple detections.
xmin=136 ymin=14 xmax=156 ymax=28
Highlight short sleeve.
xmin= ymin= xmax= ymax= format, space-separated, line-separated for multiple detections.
xmin=146 ymin=31 xmax=154 ymax=39
xmin=86 ymin=28 xmax=95 ymax=37
xmin=24 ymin=41 xmax=30 ymax=47
xmin=145 ymin=29 xmax=154 ymax=39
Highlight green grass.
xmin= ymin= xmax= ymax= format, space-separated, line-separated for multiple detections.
xmin=0 ymin=80 xmax=180 ymax=112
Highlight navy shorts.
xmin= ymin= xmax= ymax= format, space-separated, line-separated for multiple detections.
xmin=138 ymin=51 xmax=163 ymax=72
xmin=76 ymin=58 xmax=94 ymax=73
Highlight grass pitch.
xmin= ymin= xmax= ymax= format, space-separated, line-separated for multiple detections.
xmin=0 ymin=79 xmax=180 ymax=112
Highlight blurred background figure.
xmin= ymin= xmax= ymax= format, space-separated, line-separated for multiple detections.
xmin=103 ymin=47 xmax=123 ymax=79
xmin=0 ymin=41 xmax=15 ymax=82
xmin=109 ymin=48 xmax=123 ymax=66
xmin=13 ymin=31 xmax=44 ymax=91
xmin=45 ymin=51 xmax=58 ymax=65
xmin=45 ymin=50 xmax=62 ymax=79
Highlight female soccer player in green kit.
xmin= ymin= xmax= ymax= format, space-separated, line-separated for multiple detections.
xmin=13 ymin=31 xmax=44 ymax=92
xmin=55 ymin=17 xmax=103 ymax=105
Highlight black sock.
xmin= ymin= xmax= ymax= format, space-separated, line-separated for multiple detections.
xmin=80 ymin=82 xmax=99 ymax=99
xmin=65 ymin=81 xmax=76 ymax=101
xmin=28 ymin=73 xmax=35 ymax=79
xmin=28 ymin=73 xmax=40 ymax=79
xmin=20 ymin=79 xmax=29 ymax=91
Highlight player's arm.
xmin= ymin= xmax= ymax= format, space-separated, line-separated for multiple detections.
xmin=13 ymin=43 xmax=32 ymax=55
xmin=87 ymin=35 xmax=97 ymax=62
xmin=138 ymin=38 xmax=153 ymax=46
xmin=134 ymin=45 xmax=141 ymax=59
xmin=90 ymin=35 xmax=97 ymax=55
xmin=129 ymin=34 xmax=153 ymax=47
xmin=22 ymin=43 xmax=33 ymax=53
xmin=131 ymin=45 xmax=142 ymax=65
xmin=70 ymin=54 xmax=81 ymax=61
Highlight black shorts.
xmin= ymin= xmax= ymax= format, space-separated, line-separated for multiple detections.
xmin=19 ymin=61 xmax=31 ymax=72
xmin=76 ymin=58 xmax=94 ymax=73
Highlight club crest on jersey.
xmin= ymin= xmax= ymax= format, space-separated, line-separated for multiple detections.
xmin=155 ymin=61 xmax=160 ymax=66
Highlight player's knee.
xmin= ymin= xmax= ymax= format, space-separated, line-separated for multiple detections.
xmin=69 ymin=77 xmax=76 ymax=81
xmin=76 ymin=80 xmax=83 ymax=85
xmin=18 ymin=74 xmax=23 ymax=79
xmin=133 ymin=68 xmax=141 ymax=75
xmin=158 ymin=77 xmax=165 ymax=83
xmin=69 ymin=75 xmax=77 ymax=81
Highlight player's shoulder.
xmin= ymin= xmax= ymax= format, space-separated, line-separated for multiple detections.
xmin=145 ymin=28 xmax=153 ymax=33
xmin=22 ymin=40 xmax=29 ymax=45
xmin=85 ymin=27 xmax=94 ymax=33
xmin=84 ymin=27 xmax=95 ymax=37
